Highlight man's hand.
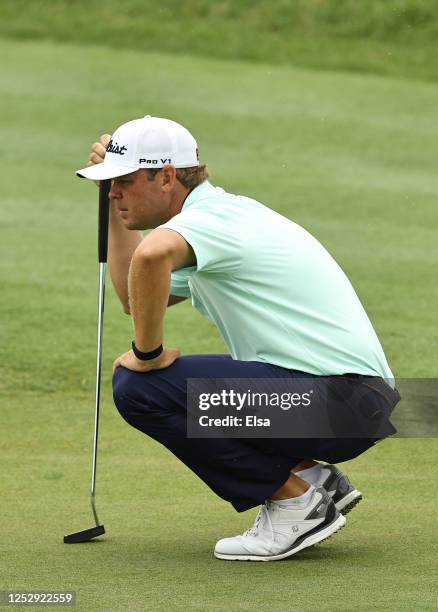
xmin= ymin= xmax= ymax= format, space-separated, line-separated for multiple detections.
xmin=87 ymin=134 xmax=111 ymax=186
xmin=112 ymin=346 xmax=181 ymax=374
xmin=87 ymin=133 xmax=111 ymax=167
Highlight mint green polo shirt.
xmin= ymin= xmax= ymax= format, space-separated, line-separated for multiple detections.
xmin=159 ymin=181 xmax=393 ymax=379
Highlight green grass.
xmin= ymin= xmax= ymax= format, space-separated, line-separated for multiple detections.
xmin=1 ymin=0 xmax=438 ymax=82
xmin=1 ymin=36 xmax=438 ymax=610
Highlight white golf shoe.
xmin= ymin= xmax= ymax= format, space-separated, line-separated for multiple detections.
xmin=214 ymin=487 xmax=346 ymax=561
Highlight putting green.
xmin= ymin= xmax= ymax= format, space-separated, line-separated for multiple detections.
xmin=1 ymin=38 xmax=437 ymax=611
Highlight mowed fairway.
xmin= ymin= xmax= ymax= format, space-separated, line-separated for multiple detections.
xmin=1 ymin=38 xmax=437 ymax=611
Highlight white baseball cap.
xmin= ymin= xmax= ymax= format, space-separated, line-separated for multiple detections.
xmin=76 ymin=115 xmax=199 ymax=180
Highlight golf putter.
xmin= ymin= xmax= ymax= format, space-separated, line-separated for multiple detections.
xmin=64 ymin=179 xmax=111 ymax=543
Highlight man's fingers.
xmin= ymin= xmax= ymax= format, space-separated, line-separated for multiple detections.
xmin=92 ymin=141 xmax=107 ymax=158
xmin=88 ymin=152 xmax=104 ymax=165
xmin=84 ymin=134 xmax=112 ymax=187
xmin=100 ymin=133 xmax=111 ymax=147
xmin=87 ymin=136 xmax=111 ymax=172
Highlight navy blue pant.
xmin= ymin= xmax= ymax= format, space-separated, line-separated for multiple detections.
xmin=112 ymin=355 xmax=383 ymax=512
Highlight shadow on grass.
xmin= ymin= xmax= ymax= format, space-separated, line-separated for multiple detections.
xmin=89 ymin=533 xmax=363 ymax=565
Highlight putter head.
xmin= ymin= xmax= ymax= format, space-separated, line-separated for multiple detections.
xmin=63 ymin=524 xmax=105 ymax=544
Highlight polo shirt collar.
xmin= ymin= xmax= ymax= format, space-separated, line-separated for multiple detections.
xmin=181 ymin=180 xmax=216 ymax=212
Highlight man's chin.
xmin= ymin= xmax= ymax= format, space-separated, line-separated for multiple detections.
xmin=123 ymin=218 xmax=140 ymax=230
xmin=125 ymin=220 xmax=150 ymax=231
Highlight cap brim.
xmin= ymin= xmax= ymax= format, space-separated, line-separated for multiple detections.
xmin=76 ymin=163 xmax=138 ymax=180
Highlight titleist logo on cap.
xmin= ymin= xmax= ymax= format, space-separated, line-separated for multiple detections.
xmin=107 ymin=140 xmax=127 ymax=155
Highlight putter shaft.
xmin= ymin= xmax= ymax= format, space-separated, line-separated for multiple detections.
xmin=91 ymin=261 xmax=106 ymax=526
xmin=64 ymin=180 xmax=110 ymax=544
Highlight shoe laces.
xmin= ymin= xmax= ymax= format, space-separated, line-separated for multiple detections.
xmin=244 ymin=502 xmax=274 ymax=538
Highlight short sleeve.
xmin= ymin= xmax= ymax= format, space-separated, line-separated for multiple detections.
xmin=170 ymin=266 xmax=195 ymax=298
xmin=160 ymin=209 xmax=242 ymax=274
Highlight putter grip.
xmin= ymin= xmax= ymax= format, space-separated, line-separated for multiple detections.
xmin=98 ymin=179 xmax=111 ymax=263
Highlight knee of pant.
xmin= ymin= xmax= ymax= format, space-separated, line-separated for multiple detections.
xmin=113 ymin=367 xmax=132 ymax=402
xmin=112 ymin=367 xmax=147 ymax=418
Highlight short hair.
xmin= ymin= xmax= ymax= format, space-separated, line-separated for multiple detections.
xmin=145 ymin=164 xmax=209 ymax=190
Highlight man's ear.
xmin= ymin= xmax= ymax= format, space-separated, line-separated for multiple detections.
xmin=161 ymin=164 xmax=177 ymax=192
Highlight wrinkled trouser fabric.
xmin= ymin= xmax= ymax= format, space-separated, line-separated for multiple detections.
xmin=112 ymin=354 xmax=390 ymax=512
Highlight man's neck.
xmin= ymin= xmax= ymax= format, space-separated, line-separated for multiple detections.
xmin=169 ymin=184 xmax=191 ymax=218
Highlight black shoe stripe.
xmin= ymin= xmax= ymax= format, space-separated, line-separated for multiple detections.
xmin=322 ymin=467 xmax=340 ymax=492
xmin=282 ymin=501 xmax=340 ymax=554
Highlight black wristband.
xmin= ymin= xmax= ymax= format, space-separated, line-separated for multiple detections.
xmin=131 ymin=341 xmax=163 ymax=361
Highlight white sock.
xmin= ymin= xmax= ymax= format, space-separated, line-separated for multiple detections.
xmin=271 ymin=485 xmax=315 ymax=509
xmin=295 ymin=464 xmax=325 ymax=487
